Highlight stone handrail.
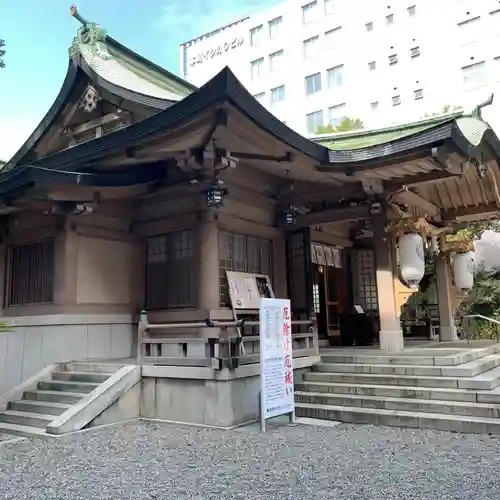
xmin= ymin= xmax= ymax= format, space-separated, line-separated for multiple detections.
xmin=137 ymin=317 xmax=318 ymax=369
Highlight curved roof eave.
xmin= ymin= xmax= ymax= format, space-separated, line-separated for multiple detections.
xmin=2 ymin=60 xmax=81 ymax=173
xmin=4 ymin=67 xmax=331 ymax=175
xmin=78 ymin=56 xmax=178 ymax=111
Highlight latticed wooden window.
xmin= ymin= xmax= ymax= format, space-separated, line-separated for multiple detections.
xmin=353 ymin=250 xmax=378 ymax=312
xmin=7 ymin=239 xmax=54 ymax=306
xmin=219 ymin=231 xmax=272 ymax=306
xmin=145 ymin=230 xmax=196 ymax=310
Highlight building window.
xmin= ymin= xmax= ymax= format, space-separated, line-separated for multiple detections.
xmin=219 ymin=232 xmax=272 ymax=307
xmin=407 ymin=5 xmax=416 ymax=16
xmin=388 ymin=53 xmax=398 ymax=65
xmin=303 ymin=35 xmax=320 ymax=59
xmin=253 ymin=92 xmax=266 ymax=103
xmin=305 ymin=72 xmax=322 ymax=95
xmin=462 ymin=61 xmax=486 ymax=86
xmin=365 ymin=21 xmax=374 ymax=32
xmin=414 ymin=89 xmax=423 ymax=100
xmin=7 ymin=239 xmax=54 ymax=306
xmin=386 ymin=14 xmax=394 ymax=25
xmin=268 ymin=16 xmax=282 ymax=38
xmin=269 ymin=49 xmax=284 ymax=72
xmin=328 ymin=103 xmax=346 ymax=126
xmin=250 ymin=58 xmax=264 ymax=79
xmin=306 ymin=110 xmax=324 ymax=134
xmin=327 ymin=65 xmax=344 ymax=87
xmin=250 ymin=25 xmax=263 ymax=47
xmin=368 ymin=60 xmax=376 ymax=71
xmin=324 ymin=0 xmax=335 ymax=15
xmin=325 ymin=26 xmax=342 ymax=48
xmin=370 ymin=101 xmax=379 ymax=110
xmin=353 ymin=250 xmax=378 ymax=312
xmin=392 ymin=95 xmax=401 ymax=106
xmin=302 ymin=1 xmax=318 ymax=24
xmin=271 ymin=85 xmax=285 ymax=104
xmin=146 ymin=230 xmax=196 ymax=310
xmin=410 ymin=46 xmax=420 ymax=58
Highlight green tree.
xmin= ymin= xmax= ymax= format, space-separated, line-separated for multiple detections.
xmin=316 ymin=117 xmax=364 ymax=134
xmin=424 ymin=104 xmax=462 ymax=118
xmin=0 ymin=39 xmax=5 ymax=68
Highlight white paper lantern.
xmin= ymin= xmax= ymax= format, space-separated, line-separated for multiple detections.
xmin=399 ymin=233 xmax=425 ymax=288
xmin=452 ymin=251 xmax=475 ymax=290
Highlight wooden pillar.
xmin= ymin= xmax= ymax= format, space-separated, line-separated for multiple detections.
xmin=373 ymin=218 xmax=404 ymax=352
xmin=197 ymin=210 xmax=220 ymax=332
xmin=435 ymin=254 xmax=458 ymax=342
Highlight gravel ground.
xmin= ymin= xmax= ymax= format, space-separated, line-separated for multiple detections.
xmin=0 ymin=433 xmax=17 ymax=442
xmin=1 ymin=420 xmax=500 ymax=499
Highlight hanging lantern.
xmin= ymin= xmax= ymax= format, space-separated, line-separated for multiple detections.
xmin=281 ymin=206 xmax=297 ymax=227
xmin=452 ymin=251 xmax=475 ymax=291
xmin=399 ymin=233 xmax=425 ymax=289
xmin=205 ymin=182 xmax=227 ymax=208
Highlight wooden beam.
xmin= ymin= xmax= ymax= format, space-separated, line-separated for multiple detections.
xmin=71 ymin=113 xmax=121 ymax=135
xmin=295 ymin=204 xmax=371 ymax=227
xmin=392 ymin=188 xmax=441 ymax=218
xmin=281 ymin=182 xmax=363 ymax=205
xmin=385 ymin=170 xmax=459 ymax=190
xmin=442 ymin=203 xmax=500 ymax=221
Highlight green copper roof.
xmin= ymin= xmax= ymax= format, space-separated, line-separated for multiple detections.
xmin=313 ymin=112 xmax=464 ymax=151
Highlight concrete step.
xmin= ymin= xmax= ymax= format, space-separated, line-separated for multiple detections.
xmin=38 ymin=379 xmax=99 ymax=393
xmin=313 ymin=354 xmax=500 ymax=378
xmin=304 ymin=364 xmax=500 ymax=390
xmin=0 ymin=410 xmax=54 ymax=428
xmin=295 ymin=391 xmax=500 ymax=418
xmin=295 ymin=381 xmax=480 ymax=402
xmin=65 ymin=362 xmax=124 ymax=373
xmin=0 ymin=422 xmax=48 ymax=437
xmin=9 ymin=400 xmax=70 ymax=416
xmin=23 ymin=389 xmax=86 ymax=404
xmin=295 ymin=402 xmax=500 ymax=434
xmin=320 ymin=344 xmax=500 ymax=367
xmin=52 ymin=371 xmax=111 ymax=384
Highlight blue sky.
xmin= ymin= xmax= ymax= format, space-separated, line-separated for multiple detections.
xmin=0 ymin=0 xmax=280 ymax=160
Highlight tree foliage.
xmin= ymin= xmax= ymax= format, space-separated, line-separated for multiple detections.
xmin=423 ymin=104 xmax=462 ymax=118
xmin=0 ymin=39 xmax=5 ymax=69
xmin=316 ymin=117 xmax=364 ymax=134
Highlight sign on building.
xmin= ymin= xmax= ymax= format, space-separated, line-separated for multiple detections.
xmin=259 ymin=298 xmax=295 ymax=431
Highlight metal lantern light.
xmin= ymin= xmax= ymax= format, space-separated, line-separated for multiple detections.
xmin=281 ymin=206 xmax=297 ymax=227
xmin=399 ymin=233 xmax=426 ymax=289
xmin=452 ymin=251 xmax=475 ymax=291
xmin=205 ymin=181 xmax=227 ymax=208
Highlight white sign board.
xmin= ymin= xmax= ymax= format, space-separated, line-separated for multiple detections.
xmin=259 ymin=298 xmax=295 ymax=429
xmin=226 ymin=271 xmax=274 ymax=310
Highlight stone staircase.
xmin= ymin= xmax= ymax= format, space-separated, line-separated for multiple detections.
xmin=295 ymin=343 xmax=500 ymax=434
xmin=0 ymin=364 xmax=118 ymax=437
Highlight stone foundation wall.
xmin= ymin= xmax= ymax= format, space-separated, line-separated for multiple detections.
xmin=0 ymin=314 xmax=134 ymax=394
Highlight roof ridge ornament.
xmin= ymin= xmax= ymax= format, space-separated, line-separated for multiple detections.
xmin=69 ymin=5 xmax=112 ymax=61
xmin=471 ymin=93 xmax=494 ymax=120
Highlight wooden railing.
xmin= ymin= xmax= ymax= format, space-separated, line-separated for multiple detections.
xmin=137 ymin=316 xmax=319 ymax=369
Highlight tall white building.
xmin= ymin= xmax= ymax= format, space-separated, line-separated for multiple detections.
xmin=180 ymin=0 xmax=500 ymax=136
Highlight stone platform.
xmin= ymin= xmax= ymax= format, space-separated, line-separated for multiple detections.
xmin=295 ymin=340 xmax=500 ymax=434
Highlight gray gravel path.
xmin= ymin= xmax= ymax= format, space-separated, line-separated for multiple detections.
xmin=1 ymin=420 xmax=500 ymax=499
